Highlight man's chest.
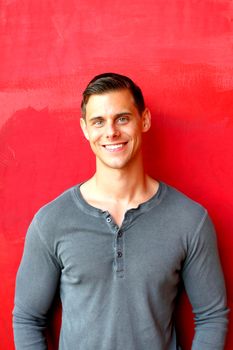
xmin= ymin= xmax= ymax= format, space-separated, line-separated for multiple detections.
xmin=56 ymin=218 xmax=186 ymax=289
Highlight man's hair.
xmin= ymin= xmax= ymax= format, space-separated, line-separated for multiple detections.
xmin=81 ymin=72 xmax=145 ymax=118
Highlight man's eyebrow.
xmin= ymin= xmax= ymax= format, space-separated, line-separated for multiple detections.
xmin=115 ymin=112 xmax=132 ymax=117
xmin=89 ymin=116 xmax=103 ymax=122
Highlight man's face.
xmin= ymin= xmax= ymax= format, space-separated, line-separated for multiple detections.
xmin=80 ymin=89 xmax=151 ymax=171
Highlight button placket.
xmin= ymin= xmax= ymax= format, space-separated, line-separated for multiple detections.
xmin=103 ymin=213 xmax=125 ymax=278
xmin=114 ymin=228 xmax=124 ymax=277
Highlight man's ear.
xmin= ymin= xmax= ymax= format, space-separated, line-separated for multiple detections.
xmin=80 ymin=118 xmax=90 ymax=140
xmin=141 ymin=108 xmax=151 ymax=133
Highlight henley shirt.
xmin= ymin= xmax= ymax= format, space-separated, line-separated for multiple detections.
xmin=13 ymin=182 xmax=229 ymax=350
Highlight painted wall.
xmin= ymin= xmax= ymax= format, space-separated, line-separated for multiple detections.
xmin=0 ymin=1 xmax=232 ymax=348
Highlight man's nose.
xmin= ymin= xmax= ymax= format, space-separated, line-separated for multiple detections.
xmin=105 ymin=122 xmax=120 ymax=138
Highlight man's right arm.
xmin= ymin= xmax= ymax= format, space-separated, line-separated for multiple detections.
xmin=13 ymin=217 xmax=61 ymax=350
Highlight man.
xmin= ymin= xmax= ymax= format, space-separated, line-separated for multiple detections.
xmin=13 ymin=73 xmax=229 ymax=349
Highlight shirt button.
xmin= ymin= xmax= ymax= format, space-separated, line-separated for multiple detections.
xmin=118 ymin=231 xmax=123 ymax=237
xmin=106 ymin=217 xmax=112 ymax=223
xmin=117 ymin=251 xmax=123 ymax=258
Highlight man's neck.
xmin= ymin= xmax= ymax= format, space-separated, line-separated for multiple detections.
xmin=82 ymin=159 xmax=158 ymax=203
xmin=94 ymin=169 xmax=146 ymax=202
xmin=80 ymin=162 xmax=158 ymax=226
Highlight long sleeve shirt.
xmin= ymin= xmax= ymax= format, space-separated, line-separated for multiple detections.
xmin=13 ymin=182 xmax=229 ymax=349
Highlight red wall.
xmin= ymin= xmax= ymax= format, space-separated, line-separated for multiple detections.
xmin=0 ymin=1 xmax=232 ymax=349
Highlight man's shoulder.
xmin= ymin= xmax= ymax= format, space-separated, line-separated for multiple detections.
xmin=159 ymin=182 xmax=212 ymax=243
xmin=34 ymin=184 xmax=80 ymax=229
xmin=161 ymin=182 xmax=207 ymax=220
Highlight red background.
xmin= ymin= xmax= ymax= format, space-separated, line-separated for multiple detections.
xmin=0 ymin=1 xmax=232 ymax=349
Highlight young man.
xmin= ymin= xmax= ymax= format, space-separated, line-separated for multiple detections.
xmin=13 ymin=73 xmax=229 ymax=349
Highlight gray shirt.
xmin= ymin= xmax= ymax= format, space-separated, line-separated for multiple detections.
xmin=13 ymin=182 xmax=229 ymax=349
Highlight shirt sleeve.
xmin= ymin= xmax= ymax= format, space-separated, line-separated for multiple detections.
xmin=13 ymin=217 xmax=61 ymax=350
xmin=182 ymin=211 xmax=229 ymax=350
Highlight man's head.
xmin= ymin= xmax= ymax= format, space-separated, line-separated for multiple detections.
xmin=81 ymin=73 xmax=145 ymax=118
xmin=80 ymin=74 xmax=151 ymax=171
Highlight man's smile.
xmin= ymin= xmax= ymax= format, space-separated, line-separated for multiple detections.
xmin=102 ymin=142 xmax=128 ymax=151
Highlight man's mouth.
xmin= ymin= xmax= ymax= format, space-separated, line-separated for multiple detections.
xmin=103 ymin=142 xmax=127 ymax=151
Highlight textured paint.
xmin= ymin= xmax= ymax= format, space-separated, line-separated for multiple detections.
xmin=0 ymin=1 xmax=233 ymax=349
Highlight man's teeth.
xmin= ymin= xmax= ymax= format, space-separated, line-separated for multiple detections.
xmin=105 ymin=144 xmax=124 ymax=150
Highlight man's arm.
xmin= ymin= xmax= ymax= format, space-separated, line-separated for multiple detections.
xmin=182 ymin=211 xmax=229 ymax=350
xmin=13 ymin=217 xmax=61 ymax=350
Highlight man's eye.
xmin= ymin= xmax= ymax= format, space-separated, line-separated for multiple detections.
xmin=93 ymin=120 xmax=104 ymax=127
xmin=118 ymin=116 xmax=129 ymax=124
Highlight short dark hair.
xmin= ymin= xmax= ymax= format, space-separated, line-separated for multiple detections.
xmin=81 ymin=72 xmax=145 ymax=118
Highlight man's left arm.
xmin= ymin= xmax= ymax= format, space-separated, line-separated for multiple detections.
xmin=182 ymin=211 xmax=229 ymax=350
